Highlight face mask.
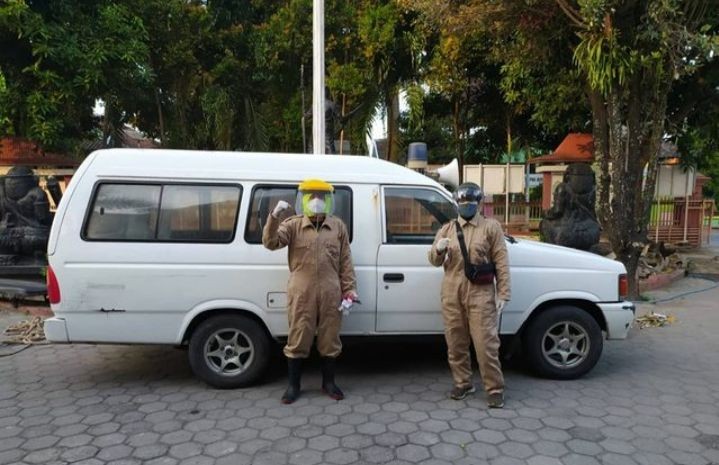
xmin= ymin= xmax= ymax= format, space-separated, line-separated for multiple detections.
xmin=307 ymin=198 xmax=326 ymax=215
xmin=458 ymin=202 xmax=478 ymax=220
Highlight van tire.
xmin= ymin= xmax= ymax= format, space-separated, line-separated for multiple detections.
xmin=188 ymin=315 xmax=271 ymax=388
xmin=523 ymin=305 xmax=603 ymax=380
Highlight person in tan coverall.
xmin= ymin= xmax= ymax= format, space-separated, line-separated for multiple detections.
xmin=263 ymin=179 xmax=358 ymax=404
xmin=428 ymin=182 xmax=510 ymax=408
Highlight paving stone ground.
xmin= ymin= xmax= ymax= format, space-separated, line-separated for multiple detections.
xmin=2 ymin=276 xmax=719 ymax=465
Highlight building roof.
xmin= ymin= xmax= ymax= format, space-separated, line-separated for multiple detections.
xmin=0 ymin=137 xmax=80 ymax=167
xmin=82 ymin=126 xmax=160 ymax=153
xmin=528 ymin=133 xmax=594 ymax=164
xmin=696 ymin=172 xmax=710 ymax=181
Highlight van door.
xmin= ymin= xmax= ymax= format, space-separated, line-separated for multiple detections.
xmin=242 ymin=183 xmax=377 ymax=336
xmin=376 ymin=186 xmax=456 ymax=332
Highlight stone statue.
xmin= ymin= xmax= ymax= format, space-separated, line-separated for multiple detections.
xmin=306 ymin=88 xmax=362 ymax=154
xmin=0 ymin=166 xmax=53 ymax=266
xmin=540 ymin=163 xmax=601 ymax=251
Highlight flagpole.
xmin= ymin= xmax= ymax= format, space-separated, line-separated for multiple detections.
xmin=313 ymin=0 xmax=325 ymax=155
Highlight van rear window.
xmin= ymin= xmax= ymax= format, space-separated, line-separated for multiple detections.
xmin=245 ymin=185 xmax=353 ymax=244
xmin=83 ymin=183 xmax=241 ymax=243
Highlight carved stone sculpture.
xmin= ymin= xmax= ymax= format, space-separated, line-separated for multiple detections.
xmin=0 ymin=166 xmax=53 ymax=266
xmin=540 ymin=163 xmax=601 ymax=251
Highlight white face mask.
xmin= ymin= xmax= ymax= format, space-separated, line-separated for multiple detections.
xmin=308 ymin=198 xmax=326 ymax=214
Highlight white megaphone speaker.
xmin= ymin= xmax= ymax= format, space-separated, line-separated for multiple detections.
xmin=435 ymin=158 xmax=460 ymax=187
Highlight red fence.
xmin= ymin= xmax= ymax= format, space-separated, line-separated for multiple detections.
xmin=484 ymin=197 xmax=715 ymax=247
xmin=648 ymin=198 xmax=715 ymax=247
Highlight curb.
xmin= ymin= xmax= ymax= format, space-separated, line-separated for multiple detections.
xmin=638 ymin=268 xmax=686 ymax=293
xmin=0 ymin=302 xmax=53 ymax=319
xmin=25 ymin=307 xmax=53 ymax=318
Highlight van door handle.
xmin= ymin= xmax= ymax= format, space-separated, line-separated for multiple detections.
xmin=383 ymin=273 xmax=404 ymax=283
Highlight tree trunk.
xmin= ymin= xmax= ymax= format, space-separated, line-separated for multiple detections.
xmin=452 ymin=97 xmax=465 ymax=183
xmin=589 ymin=89 xmax=610 ymax=227
xmin=591 ymin=63 xmax=672 ymax=300
xmin=154 ymin=88 xmax=165 ymax=147
xmin=386 ymin=90 xmax=401 ymax=163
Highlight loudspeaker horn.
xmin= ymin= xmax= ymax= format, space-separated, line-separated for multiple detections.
xmin=434 ymin=158 xmax=460 ymax=187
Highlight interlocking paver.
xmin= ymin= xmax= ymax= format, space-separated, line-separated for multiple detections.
xmin=96 ymin=444 xmax=133 ymax=461
xmin=360 ymin=444 xmax=395 ymax=463
xmin=566 ymin=438 xmax=603 ymax=455
xmin=168 ymin=442 xmax=202 ymax=460
xmin=396 ymin=444 xmax=430 ymax=462
xmin=288 ymin=449 xmax=323 ymax=465
xmin=430 ymin=442 xmax=464 ymax=460
xmin=408 ymin=431 xmax=441 ymax=446
xmin=271 ymin=436 xmax=307 ymax=454
xmin=3 ymin=280 xmax=719 ymax=465
xmin=134 ymin=444 xmax=170 ymax=460
xmin=308 ymin=434 xmax=340 ymax=451
xmin=374 ymin=431 xmax=407 ymax=447
xmin=325 ymin=448 xmax=360 ymax=465
xmin=61 ymin=445 xmax=100 ymax=462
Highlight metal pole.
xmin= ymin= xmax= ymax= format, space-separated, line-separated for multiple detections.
xmin=300 ymin=64 xmax=307 ymax=153
xmin=505 ymin=119 xmax=511 ymax=227
xmin=312 ymin=0 xmax=325 ymax=155
xmin=683 ymin=168 xmax=691 ymax=243
xmin=505 ymin=162 xmax=510 ymax=226
xmin=655 ymin=166 xmax=661 ymax=243
xmin=339 ymin=93 xmax=346 ymax=155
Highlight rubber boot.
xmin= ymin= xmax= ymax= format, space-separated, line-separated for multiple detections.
xmin=281 ymin=358 xmax=302 ymax=404
xmin=321 ymin=357 xmax=344 ymax=400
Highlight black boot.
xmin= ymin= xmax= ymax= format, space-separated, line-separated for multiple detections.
xmin=281 ymin=358 xmax=302 ymax=404
xmin=321 ymin=357 xmax=344 ymax=400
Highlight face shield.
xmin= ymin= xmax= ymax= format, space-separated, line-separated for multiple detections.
xmin=295 ymin=190 xmax=335 ymax=217
xmin=454 ymin=183 xmax=483 ymax=220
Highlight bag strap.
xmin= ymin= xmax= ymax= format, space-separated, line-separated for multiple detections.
xmin=454 ymin=220 xmax=471 ymax=265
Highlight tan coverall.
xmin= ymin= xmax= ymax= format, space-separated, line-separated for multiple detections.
xmin=263 ymin=214 xmax=357 ymax=359
xmin=428 ymin=214 xmax=511 ymax=395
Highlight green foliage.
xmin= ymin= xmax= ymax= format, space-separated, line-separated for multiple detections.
xmin=0 ymin=0 xmax=150 ymax=151
xmin=0 ymin=0 xmax=715 ymax=189
xmin=573 ymin=32 xmax=630 ymax=95
xmin=0 ymin=68 xmax=11 ymax=134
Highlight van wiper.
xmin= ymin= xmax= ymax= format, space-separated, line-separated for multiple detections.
xmin=505 ymin=234 xmax=517 ymax=244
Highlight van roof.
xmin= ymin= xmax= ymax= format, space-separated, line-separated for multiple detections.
xmin=86 ymin=149 xmax=443 ymax=188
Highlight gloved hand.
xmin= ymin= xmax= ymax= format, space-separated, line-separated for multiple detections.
xmin=339 ymin=291 xmax=359 ymax=316
xmin=436 ymin=238 xmax=450 ymax=253
xmin=496 ymin=299 xmax=506 ymax=314
xmin=272 ymin=200 xmax=291 ymax=218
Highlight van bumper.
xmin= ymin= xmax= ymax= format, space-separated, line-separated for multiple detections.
xmin=598 ymin=301 xmax=635 ymax=339
xmin=44 ymin=317 xmax=69 ymax=343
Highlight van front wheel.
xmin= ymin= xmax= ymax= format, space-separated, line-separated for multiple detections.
xmin=523 ymin=305 xmax=603 ymax=380
xmin=188 ymin=315 xmax=271 ymax=388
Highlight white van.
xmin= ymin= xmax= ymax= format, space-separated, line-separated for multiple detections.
xmin=44 ymin=149 xmax=635 ymax=387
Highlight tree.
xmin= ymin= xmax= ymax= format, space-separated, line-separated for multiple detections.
xmin=0 ymin=0 xmax=150 ymax=152
xmin=562 ymin=0 xmax=717 ymax=297
xmin=409 ymin=0 xmax=717 ymax=298
xmin=358 ymin=1 xmax=423 ymax=162
xmin=402 ymin=1 xmax=583 ymax=172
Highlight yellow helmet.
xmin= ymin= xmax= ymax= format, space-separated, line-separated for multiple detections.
xmin=298 ymin=178 xmax=334 ymax=192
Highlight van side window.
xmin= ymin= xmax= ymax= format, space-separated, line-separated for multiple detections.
xmin=85 ymin=184 xmax=161 ymax=241
xmin=383 ymin=187 xmax=456 ymax=244
xmin=157 ymin=185 xmax=241 ymax=242
xmin=245 ymin=185 xmax=353 ymax=244
xmin=84 ymin=183 xmax=241 ymax=243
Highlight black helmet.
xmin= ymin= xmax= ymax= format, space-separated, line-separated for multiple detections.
xmin=454 ymin=182 xmax=483 ymax=203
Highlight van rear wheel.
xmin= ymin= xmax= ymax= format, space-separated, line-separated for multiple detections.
xmin=188 ymin=315 xmax=271 ymax=388
xmin=523 ymin=305 xmax=603 ymax=380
